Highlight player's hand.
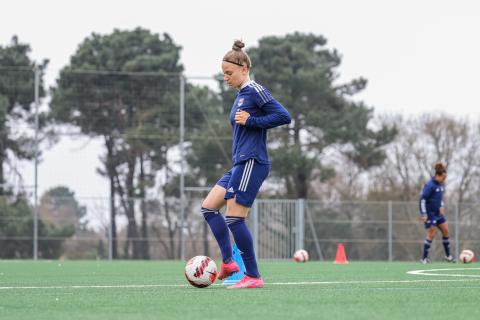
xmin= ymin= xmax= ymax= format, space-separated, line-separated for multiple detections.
xmin=235 ymin=109 xmax=250 ymax=125
xmin=420 ymin=215 xmax=428 ymax=223
xmin=439 ymin=207 xmax=445 ymax=216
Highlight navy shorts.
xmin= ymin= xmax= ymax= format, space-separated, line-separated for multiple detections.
xmin=424 ymin=215 xmax=447 ymax=229
xmin=216 ymin=159 xmax=269 ymax=208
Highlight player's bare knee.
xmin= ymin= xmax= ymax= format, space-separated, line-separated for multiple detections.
xmin=202 ymin=199 xmax=220 ymax=211
xmin=201 ymin=199 xmax=212 ymax=209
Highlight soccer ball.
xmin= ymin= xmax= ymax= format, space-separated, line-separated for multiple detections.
xmin=293 ymin=249 xmax=309 ymax=263
xmin=185 ymin=256 xmax=217 ymax=288
xmin=459 ymin=250 xmax=475 ymax=264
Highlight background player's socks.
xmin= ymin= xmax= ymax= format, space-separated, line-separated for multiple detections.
xmin=423 ymin=239 xmax=432 ymax=259
xmin=201 ymin=207 xmax=232 ymax=263
xmin=226 ymin=216 xmax=260 ymax=278
xmin=442 ymin=237 xmax=451 ymax=257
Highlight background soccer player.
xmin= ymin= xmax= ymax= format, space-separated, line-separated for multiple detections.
xmin=419 ymin=162 xmax=454 ymax=264
xmin=200 ymin=40 xmax=291 ymax=289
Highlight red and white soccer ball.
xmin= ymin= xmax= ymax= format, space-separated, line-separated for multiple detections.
xmin=459 ymin=249 xmax=475 ymax=264
xmin=185 ymin=255 xmax=217 ymax=288
xmin=293 ymin=249 xmax=309 ymax=263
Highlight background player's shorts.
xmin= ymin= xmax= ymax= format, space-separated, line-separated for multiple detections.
xmin=216 ymin=159 xmax=269 ymax=208
xmin=424 ymin=215 xmax=447 ymax=229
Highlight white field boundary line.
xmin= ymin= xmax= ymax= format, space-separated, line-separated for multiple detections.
xmin=2 ymin=278 xmax=480 ymax=290
xmin=407 ymin=267 xmax=480 ymax=278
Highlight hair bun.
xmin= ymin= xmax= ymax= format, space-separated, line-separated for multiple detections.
xmin=232 ymin=40 xmax=245 ymax=51
xmin=434 ymin=161 xmax=445 ymax=172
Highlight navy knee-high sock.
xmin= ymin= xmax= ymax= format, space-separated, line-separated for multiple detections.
xmin=201 ymin=208 xmax=232 ymax=263
xmin=226 ymin=216 xmax=260 ymax=278
xmin=442 ymin=237 xmax=451 ymax=257
xmin=423 ymin=239 xmax=432 ymax=259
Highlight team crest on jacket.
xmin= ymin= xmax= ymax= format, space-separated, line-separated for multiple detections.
xmin=237 ymin=98 xmax=244 ymax=107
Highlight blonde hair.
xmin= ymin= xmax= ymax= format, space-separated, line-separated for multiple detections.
xmin=223 ymin=40 xmax=251 ymax=68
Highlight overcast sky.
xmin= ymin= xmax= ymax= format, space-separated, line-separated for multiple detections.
xmin=1 ymin=0 xmax=479 ymax=201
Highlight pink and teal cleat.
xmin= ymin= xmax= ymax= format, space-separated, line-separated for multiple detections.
xmin=227 ymin=275 xmax=265 ymax=289
xmin=217 ymin=261 xmax=240 ymax=280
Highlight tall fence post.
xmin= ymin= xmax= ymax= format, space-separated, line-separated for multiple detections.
xmin=108 ymin=196 xmax=113 ymax=261
xmin=296 ymin=199 xmax=305 ymax=250
xmin=179 ymin=74 xmax=186 ymax=261
xmin=388 ymin=201 xmax=392 ymax=262
xmin=455 ymin=202 xmax=459 ymax=259
xmin=33 ymin=65 xmax=40 ymax=260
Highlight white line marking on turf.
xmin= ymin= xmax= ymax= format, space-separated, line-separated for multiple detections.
xmin=407 ymin=267 xmax=480 ymax=278
xmin=0 ymin=284 xmax=187 ymax=290
xmin=2 ymin=278 xmax=480 ymax=290
xmin=269 ymin=279 xmax=480 ymax=285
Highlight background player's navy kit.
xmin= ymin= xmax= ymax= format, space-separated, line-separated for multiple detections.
xmin=419 ymin=177 xmax=446 ymax=229
xmin=217 ymin=80 xmax=291 ymax=207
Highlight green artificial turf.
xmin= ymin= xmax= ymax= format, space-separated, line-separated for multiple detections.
xmin=0 ymin=260 xmax=479 ymax=320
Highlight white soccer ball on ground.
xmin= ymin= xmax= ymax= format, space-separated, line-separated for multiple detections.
xmin=293 ymin=249 xmax=309 ymax=263
xmin=459 ymin=249 xmax=475 ymax=264
xmin=184 ymin=255 xmax=217 ymax=288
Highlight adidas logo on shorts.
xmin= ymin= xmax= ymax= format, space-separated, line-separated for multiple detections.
xmin=227 ymin=187 xmax=234 ymax=193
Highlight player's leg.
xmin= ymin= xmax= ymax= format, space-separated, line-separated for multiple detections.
xmin=225 ymin=198 xmax=264 ymax=288
xmin=427 ymin=225 xmax=437 ymax=241
xmin=225 ymin=199 xmax=257 ymax=276
xmin=422 ymin=225 xmax=436 ymax=263
xmin=201 ymin=178 xmax=232 ymax=265
xmin=437 ymin=220 xmax=454 ymax=261
xmin=224 ymin=159 xmax=269 ymax=288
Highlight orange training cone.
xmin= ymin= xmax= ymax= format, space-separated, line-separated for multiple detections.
xmin=333 ymin=243 xmax=349 ymax=264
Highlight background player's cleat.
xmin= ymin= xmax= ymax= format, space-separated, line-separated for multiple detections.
xmin=217 ymin=261 xmax=239 ymax=280
xmin=444 ymin=255 xmax=456 ymax=263
xmin=420 ymin=258 xmax=431 ymax=264
xmin=226 ymin=275 xmax=264 ymax=289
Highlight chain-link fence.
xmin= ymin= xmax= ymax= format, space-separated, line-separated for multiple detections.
xmin=1 ymin=67 xmax=233 ymax=260
xmin=303 ymin=201 xmax=479 ymax=262
xmin=1 ymin=67 xmax=479 ymax=261
xmin=2 ymin=193 xmax=480 ymax=261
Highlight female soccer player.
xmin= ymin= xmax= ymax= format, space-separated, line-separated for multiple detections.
xmin=419 ymin=162 xmax=454 ymax=264
xmin=201 ymin=40 xmax=291 ymax=289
